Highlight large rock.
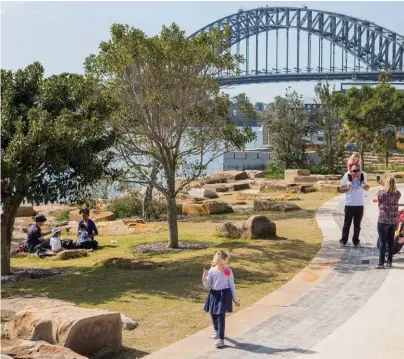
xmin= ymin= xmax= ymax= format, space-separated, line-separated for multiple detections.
xmin=210 ymin=170 xmax=249 ymax=181
xmin=1 ymin=296 xmax=122 ymax=357
xmin=16 ymin=206 xmax=35 ymax=218
xmin=216 ymin=222 xmax=244 ymax=239
xmin=182 ymin=201 xmax=234 ymax=216
xmin=245 ymin=170 xmax=265 ymax=179
xmin=285 ymin=169 xmax=310 ymax=183
xmin=259 ymin=183 xmax=289 ymax=192
xmin=254 ymin=199 xmax=300 ymax=212
xmin=188 ymin=188 xmax=219 ymax=199
xmin=226 ymin=182 xmax=251 ymax=191
xmin=314 ymin=181 xmax=341 ymax=193
xmin=200 ymin=177 xmax=228 ymax=185
xmin=69 ymin=210 xmax=116 ymax=222
xmin=244 ymin=215 xmax=276 ymax=239
xmin=217 ymin=215 xmax=276 ymax=239
xmin=120 ymin=314 xmax=139 ymax=331
xmin=292 ymin=175 xmax=322 ymax=184
xmin=202 ymin=183 xmax=229 ymax=192
xmin=1 ymin=339 xmax=87 ymax=359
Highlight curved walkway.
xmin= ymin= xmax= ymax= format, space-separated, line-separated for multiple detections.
xmin=144 ymin=187 xmax=404 ymax=359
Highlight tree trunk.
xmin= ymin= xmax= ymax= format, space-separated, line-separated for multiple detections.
xmin=166 ymin=197 xmax=179 ymax=248
xmin=142 ymin=184 xmax=154 ymax=219
xmin=1 ymin=194 xmax=24 ymax=275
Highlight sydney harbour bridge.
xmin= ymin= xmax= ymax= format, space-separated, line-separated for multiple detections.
xmin=189 ymin=7 xmax=404 ymax=85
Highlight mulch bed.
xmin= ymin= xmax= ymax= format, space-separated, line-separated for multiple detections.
xmin=133 ymin=241 xmax=213 ymax=254
xmin=1 ymin=267 xmax=63 ymax=285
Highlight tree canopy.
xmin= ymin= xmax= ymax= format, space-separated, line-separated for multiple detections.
xmin=1 ymin=62 xmax=116 ymax=274
xmin=263 ymin=89 xmax=308 ymax=170
xmin=85 ymin=23 xmax=256 ymax=248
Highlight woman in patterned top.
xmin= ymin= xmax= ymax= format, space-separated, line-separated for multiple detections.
xmin=373 ymin=176 xmax=401 ymax=268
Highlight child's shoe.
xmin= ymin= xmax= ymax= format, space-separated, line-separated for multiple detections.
xmin=215 ymin=339 xmax=224 ymax=348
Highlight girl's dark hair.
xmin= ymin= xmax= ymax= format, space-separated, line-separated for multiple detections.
xmin=79 ymin=209 xmax=90 ymax=215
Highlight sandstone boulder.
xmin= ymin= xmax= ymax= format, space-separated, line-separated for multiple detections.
xmin=69 ymin=210 xmax=116 ymax=222
xmin=226 ymin=182 xmax=250 ymax=191
xmin=210 ymin=170 xmax=249 ymax=181
xmin=188 ymin=188 xmax=219 ymax=199
xmin=292 ymin=175 xmax=322 ymax=184
xmin=314 ymin=181 xmax=341 ymax=193
xmin=244 ymin=215 xmax=276 ymax=239
xmin=216 ymin=222 xmax=244 ymax=239
xmin=286 ymin=184 xmax=316 ymax=193
xmin=56 ymin=250 xmax=88 ymax=260
xmin=1 ymin=339 xmax=88 ymax=359
xmin=285 ymin=169 xmax=310 ymax=183
xmin=254 ymin=199 xmax=300 ymax=212
xmin=203 ymin=183 xmax=229 ymax=192
xmin=120 ymin=315 xmax=139 ymax=331
xmin=217 ymin=215 xmax=276 ymax=239
xmin=259 ymin=183 xmax=288 ymax=192
xmin=1 ymin=296 xmax=122 ymax=357
xmin=245 ymin=170 xmax=265 ymax=179
xmin=182 ymin=201 xmax=233 ymax=216
xmin=200 ymin=177 xmax=228 ymax=185
xmin=16 ymin=206 xmax=35 ymax=218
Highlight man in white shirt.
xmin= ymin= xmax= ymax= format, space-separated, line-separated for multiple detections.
xmin=339 ymin=164 xmax=370 ymax=247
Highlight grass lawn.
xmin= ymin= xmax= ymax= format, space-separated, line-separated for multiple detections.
xmin=3 ymin=191 xmax=336 ymax=358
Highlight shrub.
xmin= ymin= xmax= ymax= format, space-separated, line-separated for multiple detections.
xmin=53 ymin=208 xmax=71 ymax=222
xmin=106 ymin=191 xmax=143 ymax=218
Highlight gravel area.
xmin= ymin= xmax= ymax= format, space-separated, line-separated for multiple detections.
xmin=1 ymin=267 xmax=63 ymax=285
xmin=133 ymin=241 xmax=213 ymax=254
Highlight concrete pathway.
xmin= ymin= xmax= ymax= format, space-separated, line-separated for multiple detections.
xmin=144 ymin=187 xmax=404 ymax=359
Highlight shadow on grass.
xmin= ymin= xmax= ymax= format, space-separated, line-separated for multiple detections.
xmin=90 ymin=346 xmax=149 ymax=359
xmin=2 ymin=238 xmax=320 ymax=306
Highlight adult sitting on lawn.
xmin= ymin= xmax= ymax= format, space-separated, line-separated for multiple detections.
xmin=76 ymin=209 xmax=99 ymax=250
xmin=26 ymin=215 xmax=52 ymax=254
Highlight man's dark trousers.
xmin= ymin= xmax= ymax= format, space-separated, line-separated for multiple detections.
xmin=340 ymin=206 xmax=364 ymax=245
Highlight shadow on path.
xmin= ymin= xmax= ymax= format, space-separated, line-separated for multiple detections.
xmin=223 ymin=338 xmax=316 ymax=355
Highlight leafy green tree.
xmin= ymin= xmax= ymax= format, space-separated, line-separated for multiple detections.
xmin=1 ymin=62 xmax=115 ymax=274
xmin=263 ymin=89 xmax=308 ymax=170
xmin=85 ymin=23 xmax=256 ymax=248
xmin=313 ymin=81 xmax=345 ymax=173
xmin=333 ymin=77 xmax=404 ymax=168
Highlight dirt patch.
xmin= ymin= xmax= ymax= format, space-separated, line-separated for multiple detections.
xmin=1 ymin=267 xmax=63 ymax=285
xmin=133 ymin=241 xmax=213 ymax=254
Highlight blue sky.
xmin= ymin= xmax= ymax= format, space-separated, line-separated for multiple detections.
xmin=2 ymin=1 xmax=404 ymax=102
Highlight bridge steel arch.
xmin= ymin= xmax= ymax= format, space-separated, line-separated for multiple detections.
xmin=190 ymin=7 xmax=404 ymax=84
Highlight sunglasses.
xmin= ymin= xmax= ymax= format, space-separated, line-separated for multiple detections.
xmin=352 ymin=170 xmax=360 ymax=173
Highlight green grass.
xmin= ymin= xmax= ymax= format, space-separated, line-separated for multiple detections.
xmin=3 ymin=191 xmax=335 ymax=358
xmin=53 ymin=208 xmax=71 ymax=222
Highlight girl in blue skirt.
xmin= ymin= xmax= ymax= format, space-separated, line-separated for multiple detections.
xmin=202 ymin=250 xmax=240 ymax=348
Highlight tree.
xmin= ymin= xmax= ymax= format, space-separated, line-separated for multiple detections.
xmin=263 ymin=89 xmax=308 ymax=170
xmin=1 ymin=62 xmax=115 ymax=274
xmin=85 ymin=23 xmax=256 ymax=248
xmin=313 ymin=81 xmax=345 ymax=173
xmin=333 ymin=77 xmax=404 ymax=168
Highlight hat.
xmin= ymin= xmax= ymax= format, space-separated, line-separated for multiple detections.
xmin=52 ymin=227 xmax=62 ymax=236
xmin=34 ymin=215 xmax=47 ymax=222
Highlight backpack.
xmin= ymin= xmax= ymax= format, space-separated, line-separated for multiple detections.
xmin=347 ymin=173 xmax=364 ymax=183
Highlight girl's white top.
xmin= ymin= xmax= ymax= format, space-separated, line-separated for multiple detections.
xmin=50 ymin=236 xmax=63 ymax=253
xmin=202 ymin=267 xmax=238 ymax=302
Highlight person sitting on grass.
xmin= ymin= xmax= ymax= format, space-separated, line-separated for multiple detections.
xmin=50 ymin=227 xmax=64 ymax=253
xmin=76 ymin=209 xmax=99 ymax=250
xmin=77 ymin=223 xmax=90 ymax=245
xmin=26 ymin=215 xmax=52 ymax=254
